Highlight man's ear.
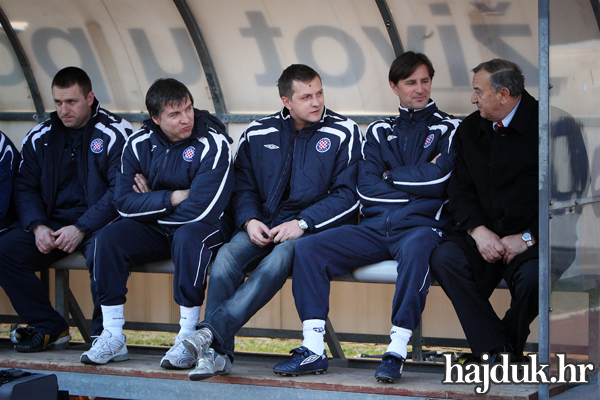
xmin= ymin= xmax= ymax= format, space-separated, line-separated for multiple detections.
xmin=281 ymin=96 xmax=291 ymax=110
xmin=389 ymin=81 xmax=400 ymax=97
xmin=498 ymin=87 xmax=511 ymax=104
xmin=86 ymin=91 xmax=95 ymax=107
xmin=151 ymin=115 xmax=160 ymax=126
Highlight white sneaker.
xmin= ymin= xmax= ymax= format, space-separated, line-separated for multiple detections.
xmin=188 ymin=348 xmax=232 ymax=381
xmin=160 ymin=333 xmax=195 ymax=369
xmin=182 ymin=327 xmax=213 ymax=359
xmin=80 ymin=330 xmax=128 ymax=365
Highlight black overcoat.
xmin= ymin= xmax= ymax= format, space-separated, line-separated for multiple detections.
xmin=445 ymin=90 xmax=539 ymax=296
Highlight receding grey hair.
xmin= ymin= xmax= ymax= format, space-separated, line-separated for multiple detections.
xmin=472 ymin=59 xmax=524 ymax=97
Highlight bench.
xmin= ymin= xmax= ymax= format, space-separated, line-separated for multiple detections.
xmin=49 ymin=254 xmax=600 ymax=364
xmin=49 ymin=254 xmax=409 ymax=361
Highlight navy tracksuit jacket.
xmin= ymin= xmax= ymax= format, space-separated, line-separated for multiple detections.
xmin=0 ymin=98 xmax=132 ymax=336
xmin=233 ymin=107 xmax=362 ymax=231
xmin=93 ymin=109 xmax=235 ymax=308
xmin=293 ymin=100 xmax=460 ymax=330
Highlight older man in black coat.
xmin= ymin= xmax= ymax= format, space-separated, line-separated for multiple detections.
xmin=430 ymin=59 xmax=538 ymax=362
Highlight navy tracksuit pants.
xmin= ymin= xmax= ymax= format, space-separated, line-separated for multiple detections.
xmin=92 ymin=219 xmax=224 ymax=308
xmin=293 ymin=224 xmax=443 ymax=331
xmin=0 ymin=222 xmax=102 ymax=336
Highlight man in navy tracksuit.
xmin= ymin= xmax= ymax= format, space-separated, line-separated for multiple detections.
xmin=273 ymin=52 xmax=460 ymax=382
xmin=0 ymin=130 xmax=19 ymax=234
xmin=182 ymin=64 xmax=362 ymax=380
xmin=0 ymin=67 xmax=132 ymax=352
xmin=80 ymin=78 xmax=234 ymax=367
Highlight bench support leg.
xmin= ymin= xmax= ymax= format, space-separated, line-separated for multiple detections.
xmin=55 ymin=270 xmax=93 ymax=344
xmin=325 ymin=317 xmax=347 ymax=366
xmin=411 ymin=321 xmax=423 ymax=362
xmin=54 ymin=269 xmax=70 ymax=349
xmin=40 ymin=269 xmax=50 ymax=299
xmin=69 ymin=288 xmax=92 ymax=343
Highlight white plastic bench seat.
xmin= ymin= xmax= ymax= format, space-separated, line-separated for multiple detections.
xmin=51 ymin=253 xmax=177 ymax=274
xmin=50 ymin=253 xmax=400 ymax=283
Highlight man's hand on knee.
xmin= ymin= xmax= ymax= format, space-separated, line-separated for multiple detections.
xmin=499 ymin=233 xmax=529 ymax=265
xmin=33 ymin=224 xmax=57 ymax=254
xmin=246 ymin=219 xmax=272 ymax=247
xmin=52 ymin=225 xmax=85 ymax=253
xmin=469 ymin=225 xmax=505 ymax=263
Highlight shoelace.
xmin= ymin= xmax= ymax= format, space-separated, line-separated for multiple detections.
xmin=166 ymin=336 xmax=186 ymax=354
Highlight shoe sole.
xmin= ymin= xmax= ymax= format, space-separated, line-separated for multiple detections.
xmin=15 ymin=334 xmax=72 ymax=353
xmin=160 ymin=359 xmax=194 ymax=370
xmin=375 ymin=374 xmax=400 ymax=383
xmin=80 ymin=353 xmax=129 ymax=365
xmin=188 ymin=368 xmax=231 ymax=381
xmin=273 ymin=369 xmax=327 ymax=377
xmin=189 ymin=371 xmax=214 ymax=381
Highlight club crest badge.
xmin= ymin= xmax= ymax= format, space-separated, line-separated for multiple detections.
xmin=423 ymin=134 xmax=435 ymax=148
xmin=90 ymin=138 xmax=104 ymax=154
xmin=182 ymin=146 xmax=195 ymax=162
xmin=316 ymin=137 xmax=331 ymax=153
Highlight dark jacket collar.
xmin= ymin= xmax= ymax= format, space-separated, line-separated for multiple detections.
xmin=279 ymin=106 xmax=328 ymax=133
xmin=397 ymin=99 xmax=437 ymax=122
xmin=479 ymin=90 xmax=537 ymax=136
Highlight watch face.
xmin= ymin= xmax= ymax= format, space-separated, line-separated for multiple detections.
xmin=522 ymin=232 xmax=532 ymax=241
xmin=298 ymin=219 xmax=308 ymax=230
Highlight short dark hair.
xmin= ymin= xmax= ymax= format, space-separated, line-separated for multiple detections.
xmin=472 ymin=59 xmax=524 ymax=97
xmin=388 ymin=52 xmax=435 ymax=84
xmin=277 ymin=64 xmax=321 ymax=99
xmin=52 ymin=66 xmax=92 ymax=96
xmin=145 ymin=78 xmax=194 ymax=119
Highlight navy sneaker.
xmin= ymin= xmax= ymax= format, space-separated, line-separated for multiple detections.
xmin=375 ymin=352 xmax=405 ymax=383
xmin=273 ymin=346 xmax=328 ymax=376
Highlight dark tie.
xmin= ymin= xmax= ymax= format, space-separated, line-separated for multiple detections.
xmin=494 ymin=121 xmax=504 ymax=131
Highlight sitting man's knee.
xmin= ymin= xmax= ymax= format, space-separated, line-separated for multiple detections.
xmin=429 ymin=243 xmax=449 ymax=273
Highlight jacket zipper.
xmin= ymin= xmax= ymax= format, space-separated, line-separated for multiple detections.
xmin=270 ymin=134 xmax=297 ymax=225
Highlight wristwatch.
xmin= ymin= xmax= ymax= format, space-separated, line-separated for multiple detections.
xmin=382 ymin=171 xmax=390 ymax=181
xmin=522 ymin=230 xmax=534 ymax=248
xmin=297 ymin=219 xmax=309 ymax=231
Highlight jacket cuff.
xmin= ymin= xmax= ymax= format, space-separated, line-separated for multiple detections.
xmin=26 ymin=219 xmax=48 ymax=232
xmin=163 ymin=191 xmax=176 ymax=211
xmin=74 ymin=222 xmax=91 ymax=235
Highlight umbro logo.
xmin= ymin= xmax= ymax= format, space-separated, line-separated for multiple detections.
xmin=387 ymin=135 xmax=397 ymax=141
xmin=313 ymin=327 xmax=325 ymax=333
xmin=151 ymin=145 xmax=157 ymax=151
xmin=300 ymin=354 xmax=323 ymax=365
xmin=264 ymin=144 xmax=279 ymax=150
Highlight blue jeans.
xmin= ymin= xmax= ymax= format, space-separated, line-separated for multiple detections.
xmin=199 ymin=230 xmax=303 ymax=360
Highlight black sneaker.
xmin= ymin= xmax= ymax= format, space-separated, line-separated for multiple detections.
xmin=273 ymin=346 xmax=328 ymax=376
xmin=375 ymin=352 xmax=405 ymax=383
xmin=15 ymin=330 xmax=71 ymax=353
xmin=10 ymin=324 xmax=35 ymax=344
